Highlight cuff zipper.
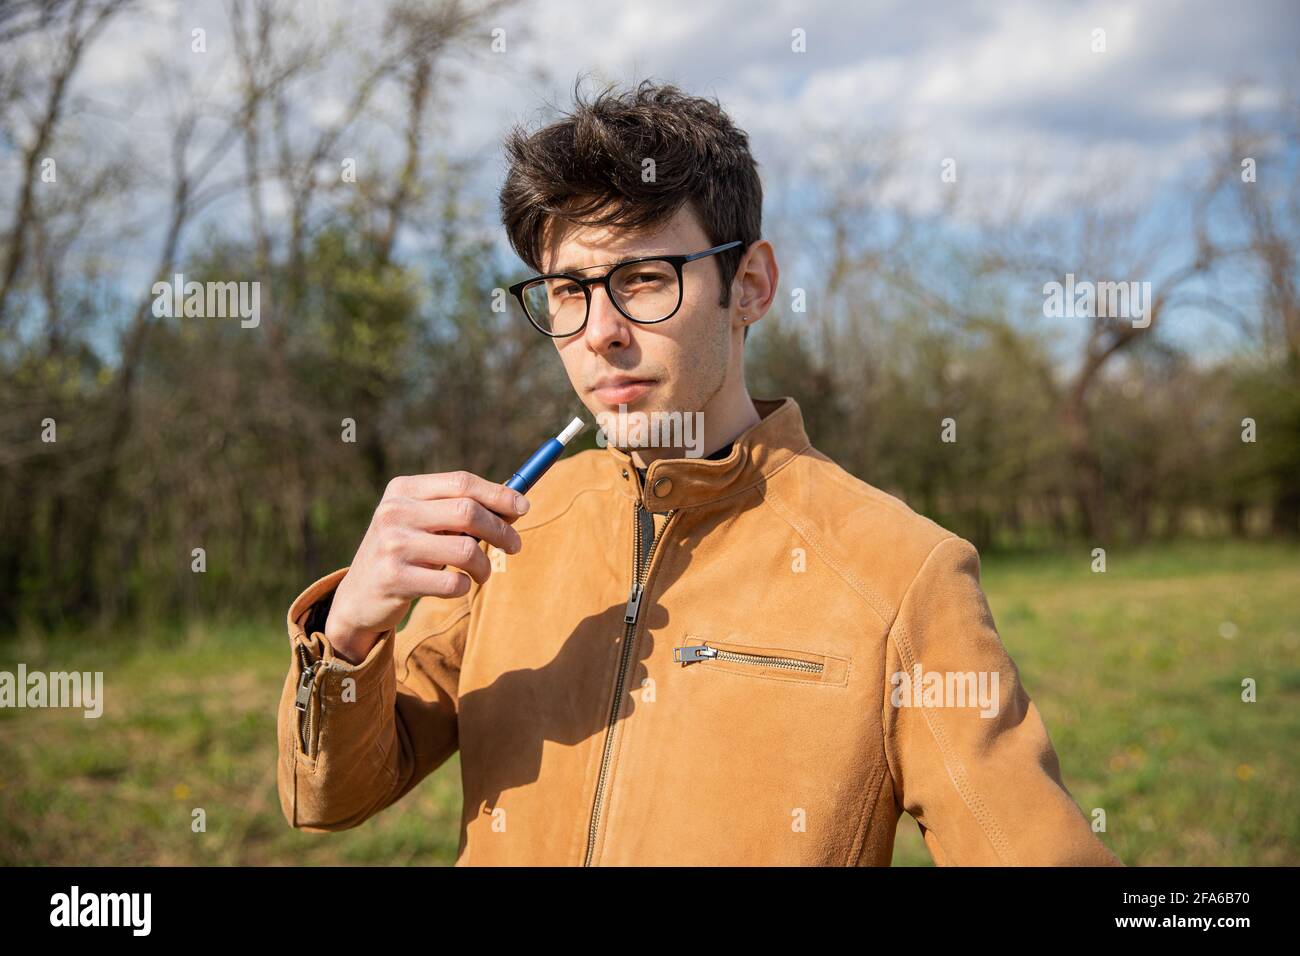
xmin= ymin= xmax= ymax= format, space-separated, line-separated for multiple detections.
xmin=294 ymin=643 xmax=324 ymax=755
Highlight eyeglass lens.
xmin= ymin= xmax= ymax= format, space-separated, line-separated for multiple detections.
xmin=520 ymin=259 xmax=680 ymax=335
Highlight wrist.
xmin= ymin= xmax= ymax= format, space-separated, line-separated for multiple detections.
xmin=323 ymin=608 xmax=378 ymax=665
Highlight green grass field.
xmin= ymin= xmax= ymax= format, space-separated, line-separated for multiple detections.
xmin=2 ymin=540 xmax=1297 ymax=866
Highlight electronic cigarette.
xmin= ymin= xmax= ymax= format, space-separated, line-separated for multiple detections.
xmin=468 ymin=416 xmax=586 ymax=543
xmin=505 ymin=416 xmax=587 ymax=494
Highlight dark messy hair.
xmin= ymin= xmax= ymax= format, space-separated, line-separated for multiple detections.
xmin=499 ymin=76 xmax=762 ymax=340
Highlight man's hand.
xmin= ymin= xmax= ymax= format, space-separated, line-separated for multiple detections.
xmin=323 ymin=471 xmax=529 ymax=663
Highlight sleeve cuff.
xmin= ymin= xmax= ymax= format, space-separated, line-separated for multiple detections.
xmin=286 ymin=566 xmax=395 ymax=685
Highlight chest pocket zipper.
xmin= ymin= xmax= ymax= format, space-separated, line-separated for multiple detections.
xmin=674 ymin=643 xmax=825 ymax=674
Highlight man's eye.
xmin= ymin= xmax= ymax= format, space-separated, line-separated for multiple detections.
xmin=551 ymin=282 xmax=581 ymax=297
xmin=623 ymin=272 xmax=669 ymax=287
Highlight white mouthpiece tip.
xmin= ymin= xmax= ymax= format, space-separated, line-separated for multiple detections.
xmin=557 ymin=416 xmax=586 ymax=445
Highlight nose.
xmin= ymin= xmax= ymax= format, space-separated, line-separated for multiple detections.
xmin=582 ymin=282 xmax=632 ymax=354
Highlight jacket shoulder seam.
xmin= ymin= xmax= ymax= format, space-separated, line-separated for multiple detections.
xmin=810 ymin=452 xmax=954 ymax=543
xmin=758 ymin=475 xmax=897 ymax=629
xmin=513 ymin=482 xmax=611 ymax=535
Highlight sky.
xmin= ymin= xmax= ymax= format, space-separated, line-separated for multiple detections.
xmin=440 ymin=0 xmax=1297 ymax=211
xmin=69 ymin=0 xmax=1297 ymax=208
xmin=14 ymin=0 xmax=1300 ymax=360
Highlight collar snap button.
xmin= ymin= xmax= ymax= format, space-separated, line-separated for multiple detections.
xmin=652 ymin=477 xmax=673 ymax=497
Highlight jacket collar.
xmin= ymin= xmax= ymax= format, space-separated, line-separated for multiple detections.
xmin=604 ymin=396 xmax=811 ymax=511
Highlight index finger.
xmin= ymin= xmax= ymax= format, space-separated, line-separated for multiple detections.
xmin=388 ymin=471 xmax=530 ymax=517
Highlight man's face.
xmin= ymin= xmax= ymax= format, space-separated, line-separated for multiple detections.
xmin=540 ymin=204 xmax=735 ymax=424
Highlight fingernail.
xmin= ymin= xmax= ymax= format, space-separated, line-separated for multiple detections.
xmin=515 ymin=493 xmax=530 ymax=513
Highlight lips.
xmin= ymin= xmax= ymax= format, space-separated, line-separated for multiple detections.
xmin=591 ymin=377 xmax=657 ymax=405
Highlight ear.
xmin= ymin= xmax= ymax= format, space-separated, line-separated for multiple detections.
xmin=733 ymin=240 xmax=779 ymax=327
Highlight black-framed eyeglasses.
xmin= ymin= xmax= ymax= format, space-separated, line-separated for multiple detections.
xmin=508 ymin=240 xmax=743 ymax=338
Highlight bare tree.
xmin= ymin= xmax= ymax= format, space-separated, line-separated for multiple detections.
xmin=0 ymin=0 xmax=129 ymax=324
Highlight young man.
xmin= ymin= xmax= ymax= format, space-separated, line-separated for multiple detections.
xmin=275 ymin=80 xmax=1122 ymax=867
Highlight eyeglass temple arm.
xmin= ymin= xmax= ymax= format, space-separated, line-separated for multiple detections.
xmin=683 ymin=240 xmax=743 ymax=262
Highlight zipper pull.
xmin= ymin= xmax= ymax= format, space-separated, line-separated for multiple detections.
xmin=673 ymin=644 xmax=719 ymax=663
xmin=295 ymin=660 xmax=321 ymax=711
xmin=623 ymin=585 xmax=643 ymax=625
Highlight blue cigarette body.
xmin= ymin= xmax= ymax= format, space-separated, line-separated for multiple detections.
xmin=505 ymin=437 xmax=566 ymax=495
xmin=467 ymin=418 xmax=583 ymax=544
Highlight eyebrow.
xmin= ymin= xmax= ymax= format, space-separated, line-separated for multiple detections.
xmin=550 ymin=251 xmax=670 ymax=275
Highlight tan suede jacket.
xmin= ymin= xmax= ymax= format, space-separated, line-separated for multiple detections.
xmin=276 ymin=396 xmax=1123 ymax=866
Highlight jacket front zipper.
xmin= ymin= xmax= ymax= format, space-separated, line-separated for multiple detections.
xmin=673 ymin=643 xmax=824 ymax=674
xmin=294 ymin=643 xmax=323 ymax=755
xmin=583 ymin=497 xmax=677 ymax=866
